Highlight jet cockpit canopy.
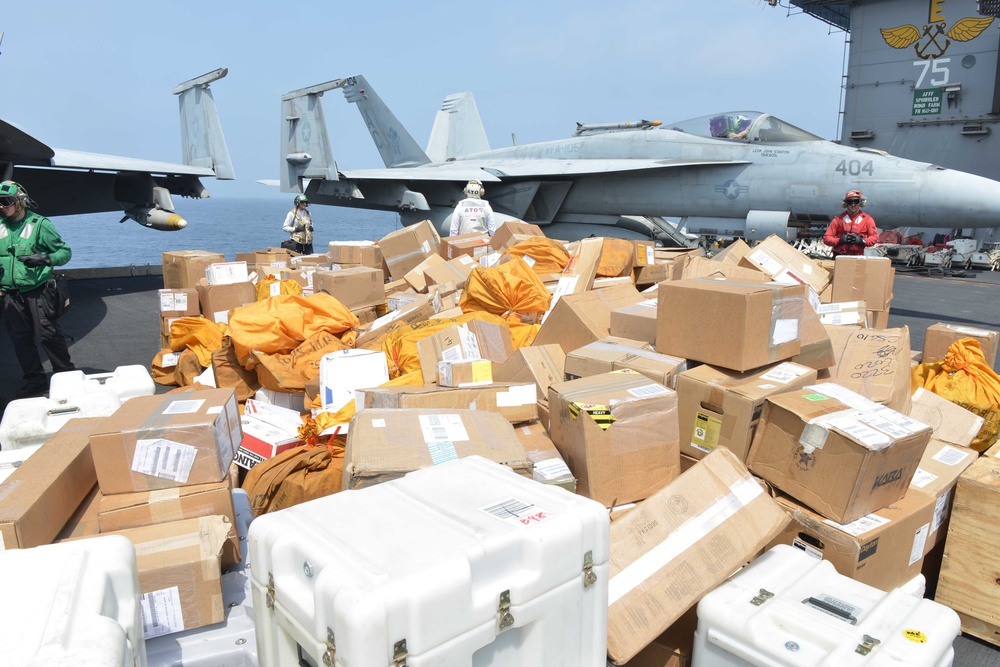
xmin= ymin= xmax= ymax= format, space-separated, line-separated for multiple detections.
xmin=666 ymin=111 xmax=823 ymax=143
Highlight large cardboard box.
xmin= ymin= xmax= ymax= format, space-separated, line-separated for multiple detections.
xmin=656 ymin=279 xmax=806 ymax=372
xmin=564 ymin=336 xmax=687 ymax=389
xmin=162 ymin=250 xmax=226 ymax=289
xmin=746 ymin=384 xmax=932 ymax=523
xmin=767 ymin=490 xmax=937 ymax=591
xmin=378 ymin=220 xmax=442 ymax=280
xmin=490 ymin=220 xmax=545 ymax=252
xmin=236 ymin=247 xmax=297 ymax=271
xmin=416 ymin=319 xmax=513 ymax=383
xmin=440 ymin=232 xmax=492 ymax=260
xmin=610 ymin=298 xmax=658 ymax=344
xmin=327 ymin=241 xmax=382 ymax=269
xmin=831 ymin=256 xmax=894 ymax=312
xmin=493 ymin=344 xmax=566 ymax=405
xmin=534 ymin=283 xmax=643 ymax=353
xmin=157 ymin=288 xmax=200 ymax=318
xmin=680 ymin=255 xmax=767 ymax=282
xmin=548 ymin=237 xmax=603 ymax=303
xmin=423 ymin=255 xmax=477 ymax=288
xmin=89 ymin=388 xmax=242 ymax=495
xmin=606 ymin=448 xmax=789 ymax=664
xmin=548 ymin=370 xmax=680 ymax=507
xmin=821 ymin=325 xmax=913 ymax=413
xmin=676 ymin=361 xmax=818 ymax=462
xmin=922 ymin=322 xmax=999 ymax=367
xmin=55 ymin=484 xmax=102 ymax=541
xmin=0 ymin=418 xmax=100 ymax=549
xmin=342 ymin=409 xmax=532 ymax=489
xmin=97 ymin=479 xmax=240 ymax=568
xmin=738 ymin=234 xmax=831 ymax=294
xmin=195 ymin=279 xmax=256 ymax=324
xmin=402 ymin=253 xmax=446 ymax=292
xmin=315 ymin=266 xmax=385 ymax=310
xmin=356 ymin=383 xmax=537 ymax=424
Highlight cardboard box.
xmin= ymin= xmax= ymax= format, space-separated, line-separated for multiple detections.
xmin=490 ymin=220 xmax=545 ymax=251
xmin=236 ymin=247 xmax=297 ymax=270
xmin=610 ymin=298 xmax=658 ymax=344
xmin=712 ymin=238 xmax=752 ymax=265
xmin=424 ymin=255 xmax=477 ymax=287
xmin=402 ymin=253 xmax=446 ymax=292
xmin=438 ymin=358 xmax=493 ymax=387
xmin=922 ymin=322 xmax=999 ymax=367
xmin=549 ymin=370 xmax=680 ymax=507
xmin=676 ymin=361 xmax=819 ymax=462
xmin=235 ymin=413 xmax=304 ymax=470
xmin=831 ymin=256 xmax=894 ymax=312
xmin=204 ymin=261 xmax=249 ymax=286
xmin=357 ymin=383 xmax=537 ymax=424
xmin=356 ymin=292 xmax=441 ymax=348
xmin=789 ymin=300 xmax=835 ymax=371
xmin=441 ymin=232 xmax=492 ymax=260
xmin=738 ymin=234 xmax=831 ymax=294
xmin=631 ymin=240 xmax=655 ymax=267
xmin=416 ymin=319 xmax=513 ymax=383
xmin=379 ymin=220 xmax=442 ymax=280
xmin=632 ymin=263 xmax=676 ymax=286
xmin=315 ymin=267 xmax=386 ymax=310
xmin=157 ymin=288 xmax=200 ymax=318
xmin=657 ymin=279 xmax=806 ymax=372
xmin=534 ymin=283 xmax=643 ymax=353
xmin=746 ymin=383 xmax=932 ymax=523
xmin=162 ymin=250 xmax=226 ymax=289
xmin=817 ymin=300 xmax=868 ymax=327
xmin=513 ymin=420 xmax=576 ymax=493
xmin=319 ymin=348 xmax=390 ymax=411
xmin=493 ymin=344 xmax=566 ymax=404
xmin=104 ymin=516 xmax=230 ymax=637
xmin=342 ymin=409 xmax=532 ymax=489
xmin=606 ymin=448 xmax=789 ymax=664
xmin=680 ymin=255 xmax=767 ymax=282
xmin=195 ymin=279 xmax=256 ymax=324
xmin=821 ymin=325 xmax=912 ymax=413
xmin=97 ymin=479 xmax=240 ymax=568
xmin=327 ymin=241 xmax=382 ymax=269
xmin=548 ymin=237 xmax=603 ymax=303
xmin=768 ymin=490 xmax=937 ymax=591
xmin=89 ymin=388 xmax=242 ymax=495
xmin=55 ymin=484 xmax=102 ymax=541
xmin=565 ymin=337 xmax=687 ymax=389
xmin=0 ymin=418 xmax=100 ymax=549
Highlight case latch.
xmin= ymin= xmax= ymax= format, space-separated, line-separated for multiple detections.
xmin=856 ymin=634 xmax=881 ymax=655
xmin=583 ymin=550 xmax=597 ymax=587
xmin=322 ymin=628 xmax=335 ymax=666
xmin=750 ymin=588 xmax=774 ymax=606
xmin=266 ymin=572 xmax=276 ymax=609
xmin=498 ymin=590 xmax=515 ymax=630
xmin=393 ymin=639 xmax=408 ymax=666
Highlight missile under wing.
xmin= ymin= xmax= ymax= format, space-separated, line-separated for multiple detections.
xmin=280 ymin=74 xmax=1000 ymax=242
xmin=0 ymin=68 xmax=235 ymax=231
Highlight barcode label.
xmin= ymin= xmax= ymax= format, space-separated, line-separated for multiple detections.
xmin=479 ymin=497 xmax=552 ymax=527
xmin=759 ymin=363 xmax=809 ymax=384
xmin=824 ymin=513 xmax=891 ymax=537
xmin=933 ymin=445 xmax=971 ymax=466
xmin=140 ymin=586 xmax=185 ymax=639
xmin=133 ymin=439 xmax=198 ymax=483
xmin=534 ymin=458 xmax=571 ymax=481
xmin=427 ymin=441 xmax=458 ymax=465
xmin=441 ymin=344 xmax=464 ymax=362
xmin=269 ymin=282 xmax=281 ymax=297
xmin=910 ymin=468 xmax=937 ymax=489
xmin=418 ymin=414 xmax=470 ymax=444
xmin=627 ymin=383 xmax=669 ymax=398
xmin=160 ymin=352 xmax=180 ymax=368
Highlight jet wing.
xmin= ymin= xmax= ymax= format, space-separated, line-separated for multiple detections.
xmin=340 ymin=158 xmax=749 ymax=182
xmin=51 ymin=149 xmax=216 ymax=176
xmin=0 ymin=119 xmax=56 ymax=162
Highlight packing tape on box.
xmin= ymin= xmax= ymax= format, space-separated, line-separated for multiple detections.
xmin=607 ymin=475 xmax=764 ymax=606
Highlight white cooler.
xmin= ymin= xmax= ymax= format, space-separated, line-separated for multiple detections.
xmin=693 ymin=544 xmax=960 ymax=667
xmin=0 ymin=534 xmax=147 ymax=667
xmin=249 ymin=455 xmax=610 ymax=667
xmin=0 ymin=389 xmax=121 ymax=450
xmin=49 ymin=364 xmax=156 ymax=402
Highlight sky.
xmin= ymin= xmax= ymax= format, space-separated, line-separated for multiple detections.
xmin=4 ymin=1 xmax=847 ymax=198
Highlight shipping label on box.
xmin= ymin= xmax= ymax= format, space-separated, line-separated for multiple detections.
xmin=205 ymin=261 xmax=250 ymax=286
xmin=817 ymin=300 xmax=868 ymax=327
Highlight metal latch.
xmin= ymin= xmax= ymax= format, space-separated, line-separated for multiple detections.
xmin=322 ymin=628 xmax=336 ymax=666
xmin=393 ymin=639 xmax=408 ymax=666
xmin=856 ymin=634 xmax=881 ymax=655
xmin=266 ymin=573 xmax=275 ymax=609
xmin=583 ymin=550 xmax=597 ymax=587
xmin=750 ymin=589 xmax=774 ymax=606
xmin=498 ymin=590 xmax=515 ymax=631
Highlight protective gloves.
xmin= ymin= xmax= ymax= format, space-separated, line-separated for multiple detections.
xmin=18 ymin=253 xmax=51 ymax=268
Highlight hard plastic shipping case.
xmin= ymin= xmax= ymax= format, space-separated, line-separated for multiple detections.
xmin=49 ymin=364 xmax=156 ymax=402
xmin=0 ymin=389 xmax=121 ymax=450
xmin=0 ymin=534 xmax=147 ymax=667
xmin=692 ymin=544 xmax=960 ymax=667
xmin=249 ymin=455 xmax=610 ymax=667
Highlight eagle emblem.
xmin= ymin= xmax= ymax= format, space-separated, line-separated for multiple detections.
xmin=881 ymin=17 xmax=994 ymax=59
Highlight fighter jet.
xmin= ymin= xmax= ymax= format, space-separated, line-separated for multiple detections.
xmin=0 ymin=68 xmax=234 ymax=231
xmin=279 ymin=74 xmax=1000 ymax=243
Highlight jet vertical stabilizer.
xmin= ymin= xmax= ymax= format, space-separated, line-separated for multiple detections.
xmin=337 ymin=75 xmax=431 ymax=168
xmin=280 ymin=80 xmax=341 ymax=193
xmin=173 ymin=68 xmax=236 ymax=181
xmin=426 ymin=92 xmax=491 ymax=162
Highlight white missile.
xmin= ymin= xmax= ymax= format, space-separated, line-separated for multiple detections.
xmin=122 ymin=207 xmax=187 ymax=231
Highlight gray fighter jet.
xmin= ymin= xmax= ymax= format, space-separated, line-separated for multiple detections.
xmin=0 ymin=68 xmax=234 ymax=230
xmin=280 ymin=75 xmax=1000 ymax=242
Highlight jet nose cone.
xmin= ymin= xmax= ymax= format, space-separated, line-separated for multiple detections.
xmin=921 ymin=169 xmax=1000 ymax=228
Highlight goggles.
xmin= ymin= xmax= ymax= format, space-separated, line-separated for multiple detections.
xmin=845 ymin=198 xmax=862 ymax=205
xmin=0 ymin=197 xmax=18 ymax=207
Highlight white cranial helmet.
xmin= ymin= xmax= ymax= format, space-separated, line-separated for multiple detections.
xmin=464 ymin=179 xmax=484 ymax=198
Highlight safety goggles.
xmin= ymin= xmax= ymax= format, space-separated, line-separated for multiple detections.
xmin=0 ymin=197 xmax=17 ymax=207
xmin=845 ymin=198 xmax=862 ymax=205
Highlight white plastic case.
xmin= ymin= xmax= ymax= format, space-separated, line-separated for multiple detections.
xmin=0 ymin=444 xmax=41 ymax=483
xmin=249 ymin=455 xmax=610 ymax=667
xmin=0 ymin=534 xmax=147 ymax=667
xmin=693 ymin=544 xmax=960 ymax=667
xmin=0 ymin=389 xmax=121 ymax=450
xmin=49 ymin=364 xmax=155 ymax=402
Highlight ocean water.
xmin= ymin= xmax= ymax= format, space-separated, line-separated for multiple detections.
xmin=54 ymin=197 xmax=404 ymax=268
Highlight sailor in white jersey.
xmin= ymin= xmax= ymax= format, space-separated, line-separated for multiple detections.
xmin=449 ymin=180 xmax=496 ymax=236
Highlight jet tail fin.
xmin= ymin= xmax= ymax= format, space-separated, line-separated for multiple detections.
xmin=426 ymin=92 xmax=490 ymax=162
xmin=173 ymin=68 xmax=236 ymax=180
xmin=338 ymin=75 xmax=431 ymax=168
xmin=280 ymin=80 xmax=342 ymax=193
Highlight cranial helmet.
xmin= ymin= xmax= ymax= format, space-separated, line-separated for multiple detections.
xmin=842 ymin=189 xmax=866 ymax=207
xmin=464 ymin=180 xmax=484 ymax=198
xmin=294 ymin=194 xmax=309 ymax=206
xmin=0 ymin=181 xmax=21 ymax=198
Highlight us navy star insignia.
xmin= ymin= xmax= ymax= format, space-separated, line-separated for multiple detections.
xmin=715 ymin=180 xmax=748 ymax=200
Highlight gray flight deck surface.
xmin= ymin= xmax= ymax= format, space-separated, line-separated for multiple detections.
xmin=0 ymin=266 xmax=999 ymax=664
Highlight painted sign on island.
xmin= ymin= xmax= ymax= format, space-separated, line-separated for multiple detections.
xmin=912 ymin=88 xmax=943 ymax=116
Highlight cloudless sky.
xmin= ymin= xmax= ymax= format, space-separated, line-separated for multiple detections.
xmin=5 ymin=1 xmax=847 ymax=198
